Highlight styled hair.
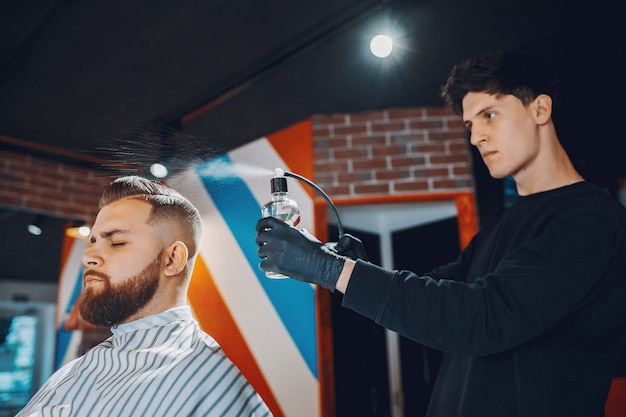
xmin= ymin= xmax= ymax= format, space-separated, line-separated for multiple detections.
xmin=441 ymin=51 xmax=560 ymax=119
xmin=99 ymin=176 xmax=202 ymax=258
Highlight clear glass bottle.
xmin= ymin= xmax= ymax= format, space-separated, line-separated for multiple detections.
xmin=261 ymin=172 xmax=300 ymax=278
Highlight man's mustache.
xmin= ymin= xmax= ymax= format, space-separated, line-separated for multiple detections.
xmin=83 ymin=270 xmax=110 ymax=282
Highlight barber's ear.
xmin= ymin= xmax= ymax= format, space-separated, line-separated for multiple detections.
xmin=163 ymin=241 xmax=189 ymax=277
xmin=533 ymin=94 xmax=552 ymax=124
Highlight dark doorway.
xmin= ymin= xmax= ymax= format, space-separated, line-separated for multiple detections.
xmin=393 ymin=216 xmax=460 ymax=416
xmin=329 ymin=214 xmax=460 ymax=416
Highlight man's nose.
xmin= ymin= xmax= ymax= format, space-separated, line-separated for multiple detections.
xmin=469 ymin=128 xmax=486 ymax=147
xmin=81 ymin=247 xmax=102 ymax=267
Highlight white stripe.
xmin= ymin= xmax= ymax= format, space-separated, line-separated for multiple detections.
xmin=56 ymin=239 xmax=84 ymax=328
xmin=169 ymin=167 xmax=319 ymax=417
xmin=55 ymin=239 xmax=86 ymax=366
xmin=230 ymin=138 xmax=314 ymax=232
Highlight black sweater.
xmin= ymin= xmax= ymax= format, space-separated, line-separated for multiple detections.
xmin=342 ymin=182 xmax=626 ymax=417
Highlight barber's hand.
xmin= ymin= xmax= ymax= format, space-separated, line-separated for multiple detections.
xmin=255 ymin=217 xmax=346 ymax=292
xmin=327 ymin=233 xmax=368 ymax=261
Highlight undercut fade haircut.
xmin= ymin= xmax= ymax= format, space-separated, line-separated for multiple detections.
xmin=99 ymin=176 xmax=202 ymax=257
xmin=441 ymin=51 xmax=561 ymax=121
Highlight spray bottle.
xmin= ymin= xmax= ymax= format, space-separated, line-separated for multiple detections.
xmin=261 ymin=168 xmax=301 ymax=278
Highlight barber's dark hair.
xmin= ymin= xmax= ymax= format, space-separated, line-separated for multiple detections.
xmin=441 ymin=51 xmax=560 ymax=119
xmin=99 ymin=176 xmax=202 ymax=257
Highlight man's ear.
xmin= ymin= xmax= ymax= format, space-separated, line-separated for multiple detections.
xmin=533 ymin=94 xmax=552 ymax=124
xmin=163 ymin=241 xmax=189 ymax=277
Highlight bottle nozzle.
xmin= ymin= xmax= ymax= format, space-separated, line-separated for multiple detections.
xmin=270 ymin=170 xmax=288 ymax=193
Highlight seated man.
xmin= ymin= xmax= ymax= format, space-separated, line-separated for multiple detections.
xmin=18 ymin=176 xmax=272 ymax=416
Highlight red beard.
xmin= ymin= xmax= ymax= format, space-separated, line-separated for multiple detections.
xmin=79 ymin=252 xmax=162 ymax=326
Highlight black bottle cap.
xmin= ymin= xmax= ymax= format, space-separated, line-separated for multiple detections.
xmin=271 ymin=176 xmax=288 ymax=193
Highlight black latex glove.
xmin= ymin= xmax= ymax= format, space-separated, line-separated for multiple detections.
xmin=327 ymin=233 xmax=368 ymax=261
xmin=255 ymin=217 xmax=346 ymax=292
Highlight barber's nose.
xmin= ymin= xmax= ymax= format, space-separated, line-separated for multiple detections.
xmin=469 ymin=128 xmax=486 ymax=147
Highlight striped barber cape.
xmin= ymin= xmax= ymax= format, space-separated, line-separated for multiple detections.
xmin=16 ymin=306 xmax=272 ymax=417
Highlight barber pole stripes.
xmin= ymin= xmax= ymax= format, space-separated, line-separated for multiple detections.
xmin=168 ymin=121 xmax=321 ymax=417
xmin=55 ymin=235 xmax=86 ymax=368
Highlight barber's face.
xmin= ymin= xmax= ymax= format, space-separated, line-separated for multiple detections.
xmin=462 ymin=92 xmax=541 ymax=180
xmin=79 ymin=198 xmax=165 ymax=326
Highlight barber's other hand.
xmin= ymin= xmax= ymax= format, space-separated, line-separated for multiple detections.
xmin=255 ymin=217 xmax=346 ymax=292
xmin=327 ymin=233 xmax=368 ymax=261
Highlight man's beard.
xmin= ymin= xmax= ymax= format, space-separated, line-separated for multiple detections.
xmin=79 ymin=252 xmax=161 ymax=327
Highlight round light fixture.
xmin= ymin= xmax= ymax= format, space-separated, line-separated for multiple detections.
xmin=370 ymin=34 xmax=393 ymax=58
xmin=150 ymin=162 xmax=168 ymax=178
xmin=27 ymin=224 xmax=42 ymax=236
xmin=66 ymin=225 xmax=91 ymax=239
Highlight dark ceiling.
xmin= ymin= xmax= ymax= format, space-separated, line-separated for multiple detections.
xmin=1 ymin=0 xmax=623 ymax=178
xmin=1 ymin=0 xmax=624 ymax=284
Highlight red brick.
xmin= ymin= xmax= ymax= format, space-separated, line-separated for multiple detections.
xmin=409 ymin=120 xmax=444 ymax=130
xmin=448 ymin=141 xmax=471 ymax=154
xmin=452 ymin=166 xmax=473 ymax=176
xmin=334 ymin=124 xmax=369 ymax=136
xmin=430 ymin=154 xmax=471 ymax=165
xmin=338 ymin=171 xmax=374 ymax=183
xmin=390 ymin=155 xmax=427 ymax=168
xmin=414 ymin=167 xmax=450 ymax=178
xmin=312 ymin=125 xmax=331 ymax=136
xmin=315 ymin=160 xmax=350 ymax=172
xmin=390 ymin=132 xmax=427 ymax=145
xmin=323 ymin=185 xmax=351 ymax=197
xmin=334 ymin=147 xmax=369 ymax=159
xmin=442 ymin=130 xmax=470 ymax=140
xmin=371 ymin=121 xmax=405 ymax=133
xmin=376 ymin=169 xmax=411 ymax=181
xmin=393 ymin=180 xmax=429 ymax=192
xmin=352 ymin=159 xmax=387 ymax=171
xmin=313 ymin=172 xmax=335 ymax=184
xmin=411 ymin=143 xmax=446 ymax=154
xmin=371 ymin=145 xmax=409 ymax=158
xmin=1 ymin=171 xmax=26 ymax=185
xmin=0 ymin=193 xmax=24 ymax=206
xmin=316 ymin=136 xmax=349 ymax=149
xmin=424 ymin=107 xmax=456 ymax=117
xmin=313 ymin=148 xmax=331 ymax=161
xmin=429 ymin=131 xmax=459 ymax=141
xmin=22 ymin=197 xmax=56 ymax=212
xmin=446 ymin=118 xmax=466 ymax=129
xmin=354 ymin=183 xmax=390 ymax=195
xmin=352 ymin=135 xmax=387 ymax=147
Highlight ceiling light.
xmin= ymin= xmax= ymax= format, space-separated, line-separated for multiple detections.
xmin=150 ymin=162 xmax=168 ymax=178
xmin=66 ymin=224 xmax=90 ymax=239
xmin=27 ymin=216 xmax=43 ymax=236
xmin=370 ymin=34 xmax=393 ymax=58
xmin=27 ymin=224 xmax=42 ymax=236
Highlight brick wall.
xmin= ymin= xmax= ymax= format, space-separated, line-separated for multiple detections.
xmin=0 ymin=149 xmax=123 ymax=222
xmin=1 ymin=105 xmax=473 ymax=220
xmin=312 ymin=107 xmax=473 ymax=198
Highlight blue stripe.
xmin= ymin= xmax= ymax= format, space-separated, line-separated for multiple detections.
xmin=195 ymin=156 xmax=318 ymax=378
